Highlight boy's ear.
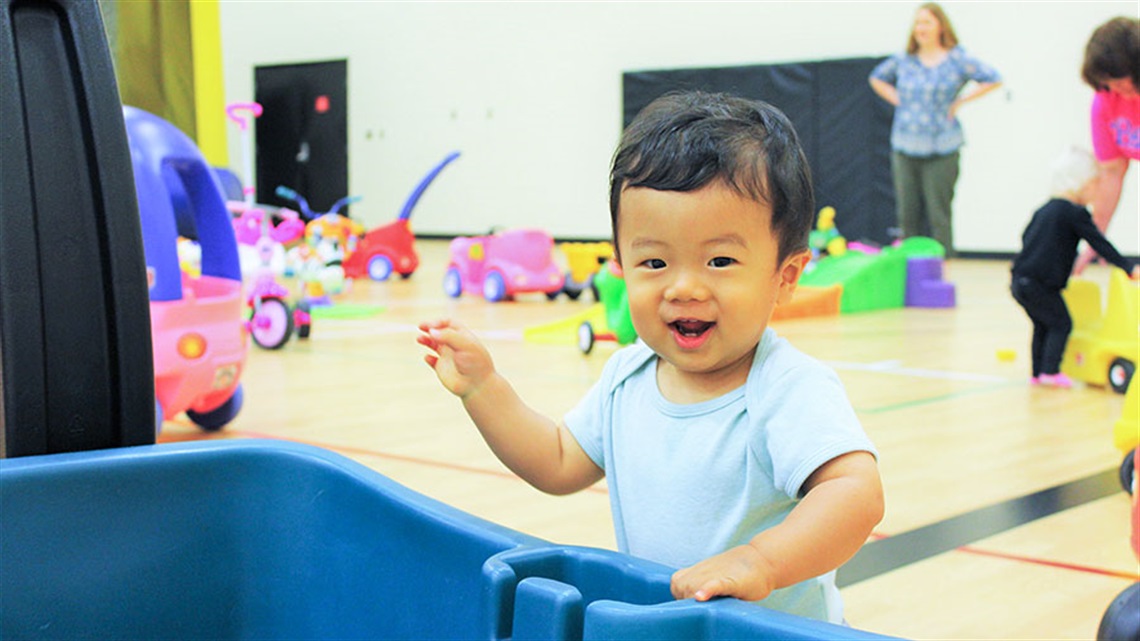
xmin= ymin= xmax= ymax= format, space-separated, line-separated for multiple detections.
xmin=610 ymin=259 xmax=624 ymax=278
xmin=775 ymin=250 xmax=811 ymax=306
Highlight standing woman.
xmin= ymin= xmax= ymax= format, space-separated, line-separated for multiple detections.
xmin=869 ymin=3 xmax=1002 ymax=257
xmin=1074 ymin=16 xmax=1139 ymax=274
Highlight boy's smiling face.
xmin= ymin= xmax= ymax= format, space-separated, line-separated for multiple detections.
xmin=616 ymin=183 xmax=809 ymax=400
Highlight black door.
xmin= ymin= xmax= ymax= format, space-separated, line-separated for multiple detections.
xmin=254 ymin=59 xmax=347 ymax=215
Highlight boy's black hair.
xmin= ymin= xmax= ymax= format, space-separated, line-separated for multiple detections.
xmin=609 ymin=91 xmax=815 ymax=263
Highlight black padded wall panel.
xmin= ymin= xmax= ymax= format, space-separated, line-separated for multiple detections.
xmin=623 ymin=57 xmax=895 ymax=246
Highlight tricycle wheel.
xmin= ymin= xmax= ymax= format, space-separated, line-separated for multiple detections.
xmin=187 ymin=384 xmax=243 ymax=432
xmin=1120 ymin=449 xmax=1136 ymax=496
xmin=367 ymin=254 xmax=394 ymax=281
xmin=1109 ymin=358 xmax=1135 ymax=394
xmin=250 ymin=297 xmax=293 ymax=349
xmin=578 ymin=321 xmax=595 ymax=355
xmin=295 ymin=300 xmax=312 ymax=339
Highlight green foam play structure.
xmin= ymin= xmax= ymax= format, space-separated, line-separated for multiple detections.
xmin=800 ymin=237 xmax=945 ymax=313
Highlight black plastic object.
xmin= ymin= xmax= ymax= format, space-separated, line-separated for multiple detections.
xmin=0 ymin=0 xmax=155 ymax=456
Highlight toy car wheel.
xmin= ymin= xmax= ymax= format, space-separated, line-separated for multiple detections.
xmin=295 ymin=300 xmax=311 ymax=339
xmin=1120 ymin=449 xmax=1136 ymax=496
xmin=399 ymin=272 xmax=413 ymax=280
xmin=483 ymin=271 xmax=508 ymax=302
xmin=367 ymin=254 xmax=394 ymax=281
xmin=578 ymin=321 xmax=595 ymax=355
xmin=1097 ymin=582 xmax=1140 ymax=641
xmin=545 ymin=289 xmax=561 ymax=301
xmin=443 ymin=267 xmax=463 ymax=298
xmin=249 ymin=297 xmax=293 ymax=350
xmin=1108 ymin=358 xmax=1135 ymax=394
xmin=561 ymin=274 xmax=581 ymax=300
xmin=186 ymin=384 xmax=244 ymax=432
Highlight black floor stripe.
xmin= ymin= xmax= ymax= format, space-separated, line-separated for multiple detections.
xmin=838 ymin=468 xmax=1122 ymax=588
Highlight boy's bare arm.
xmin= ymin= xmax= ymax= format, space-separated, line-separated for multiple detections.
xmin=418 ymin=320 xmax=603 ymax=495
xmin=670 ymin=450 xmax=883 ymax=602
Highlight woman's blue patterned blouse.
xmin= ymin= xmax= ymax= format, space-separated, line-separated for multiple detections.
xmin=870 ymin=46 xmax=1001 ymax=157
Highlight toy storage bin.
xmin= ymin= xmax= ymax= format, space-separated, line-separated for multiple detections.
xmin=0 ymin=440 xmax=896 ymax=640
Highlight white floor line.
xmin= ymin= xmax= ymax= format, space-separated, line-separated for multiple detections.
xmin=825 ymin=359 xmax=1011 ymax=383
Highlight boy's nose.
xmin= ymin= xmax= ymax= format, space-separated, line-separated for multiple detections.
xmin=664 ymin=270 xmax=710 ymax=302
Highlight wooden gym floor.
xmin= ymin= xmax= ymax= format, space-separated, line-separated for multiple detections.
xmin=159 ymin=239 xmax=1138 ymax=640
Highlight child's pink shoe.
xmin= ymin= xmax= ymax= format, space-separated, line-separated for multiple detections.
xmin=1029 ymin=376 xmax=1040 ymax=386
xmin=1037 ymin=373 xmax=1073 ymax=388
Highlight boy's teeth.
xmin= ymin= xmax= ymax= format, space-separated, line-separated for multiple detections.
xmin=674 ymin=320 xmax=711 ymax=336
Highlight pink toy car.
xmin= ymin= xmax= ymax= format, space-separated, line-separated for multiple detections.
xmin=443 ymin=229 xmax=564 ymax=302
xmin=127 ymin=105 xmax=248 ymax=431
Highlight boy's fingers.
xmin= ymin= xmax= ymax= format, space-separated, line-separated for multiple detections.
xmin=423 ymin=354 xmax=438 ymax=368
xmin=417 ymin=319 xmax=454 ymax=333
xmin=670 ymin=571 xmax=700 ymax=600
xmin=694 ymin=581 xmax=722 ymax=601
xmin=429 ymin=325 xmax=470 ymax=350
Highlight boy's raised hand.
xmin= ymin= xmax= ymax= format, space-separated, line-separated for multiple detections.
xmin=417 ymin=319 xmax=495 ymax=398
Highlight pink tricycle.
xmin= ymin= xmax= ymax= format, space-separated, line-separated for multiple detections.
xmin=231 ymin=202 xmax=305 ymax=248
xmin=245 ymin=262 xmax=312 ymax=350
xmin=443 ymin=228 xmax=564 ymax=302
xmin=225 ymin=102 xmax=312 ymax=349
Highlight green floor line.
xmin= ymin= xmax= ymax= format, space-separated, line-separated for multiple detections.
xmin=858 ymin=381 xmax=1024 ymax=415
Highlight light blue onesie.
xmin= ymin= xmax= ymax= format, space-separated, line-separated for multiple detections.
xmin=564 ymin=328 xmax=877 ymax=623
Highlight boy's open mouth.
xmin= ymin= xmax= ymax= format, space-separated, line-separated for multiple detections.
xmin=670 ymin=319 xmax=715 ymax=347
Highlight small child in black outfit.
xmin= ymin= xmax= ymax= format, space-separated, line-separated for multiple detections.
xmin=1010 ymin=147 xmax=1139 ymax=388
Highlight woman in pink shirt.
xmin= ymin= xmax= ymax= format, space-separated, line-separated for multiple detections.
xmin=1076 ymin=17 xmax=1139 ymax=273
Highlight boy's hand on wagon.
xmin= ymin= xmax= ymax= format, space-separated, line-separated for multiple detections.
xmin=670 ymin=544 xmax=777 ymax=603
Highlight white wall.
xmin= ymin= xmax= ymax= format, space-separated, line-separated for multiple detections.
xmin=219 ymin=1 xmax=1139 ymax=255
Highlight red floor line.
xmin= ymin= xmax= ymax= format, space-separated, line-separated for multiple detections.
xmin=955 ymin=545 xmax=1140 ymax=581
xmin=158 ymin=428 xmax=610 ymax=495
xmin=869 ymin=531 xmax=1139 ymax=581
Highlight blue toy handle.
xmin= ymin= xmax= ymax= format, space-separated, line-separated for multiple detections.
xmin=399 ymin=151 xmax=461 ymax=221
xmin=330 ymin=195 xmax=362 ymax=216
xmin=275 ymin=185 xmax=314 ymax=220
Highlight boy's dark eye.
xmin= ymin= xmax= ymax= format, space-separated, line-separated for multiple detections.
xmin=709 ymin=257 xmax=735 ymax=268
xmin=642 ymin=258 xmax=666 ymax=269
